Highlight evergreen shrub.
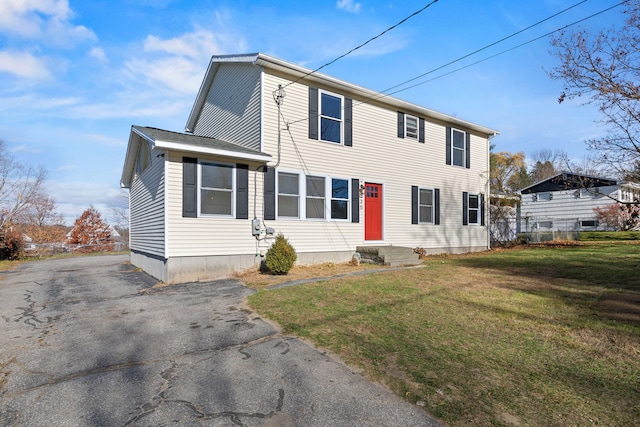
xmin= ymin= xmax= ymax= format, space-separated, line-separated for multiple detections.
xmin=264 ymin=234 xmax=297 ymax=275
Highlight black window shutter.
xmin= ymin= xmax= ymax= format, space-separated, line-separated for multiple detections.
xmin=309 ymin=87 xmax=318 ymax=140
xmin=344 ymin=97 xmax=353 ymax=147
xmin=182 ymin=157 xmax=197 ymax=218
xmin=351 ymin=178 xmax=359 ymax=223
xmin=411 ymin=185 xmax=418 ymax=224
xmin=264 ymin=167 xmax=276 ymax=220
xmin=465 ymin=132 xmax=471 ymax=169
xmin=446 ymin=127 xmax=452 ymax=165
xmin=419 ymin=118 xmax=425 ymax=143
xmin=397 ymin=112 xmax=405 ymax=138
xmin=434 ymin=188 xmax=440 ymax=225
xmin=236 ymin=164 xmax=249 ymax=219
xmin=462 ymin=191 xmax=468 ymax=225
xmin=480 ymin=193 xmax=485 ymax=226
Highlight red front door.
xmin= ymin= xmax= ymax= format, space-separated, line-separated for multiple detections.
xmin=364 ymin=183 xmax=383 ymax=241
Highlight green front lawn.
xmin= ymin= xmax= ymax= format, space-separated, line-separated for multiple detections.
xmin=249 ymin=243 xmax=640 ymax=426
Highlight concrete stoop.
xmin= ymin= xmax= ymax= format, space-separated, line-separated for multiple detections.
xmin=356 ymin=246 xmax=423 ymax=267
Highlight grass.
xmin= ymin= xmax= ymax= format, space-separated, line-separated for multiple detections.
xmin=248 ymin=243 xmax=640 ymax=426
xmin=581 ymin=230 xmax=640 ymax=241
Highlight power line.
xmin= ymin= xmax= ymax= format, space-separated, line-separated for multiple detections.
xmin=382 ymin=1 xmax=628 ymax=98
xmin=287 ymin=0 xmax=627 ymax=126
xmin=282 ymin=0 xmax=441 ymax=89
xmin=381 ymin=0 xmax=588 ymax=95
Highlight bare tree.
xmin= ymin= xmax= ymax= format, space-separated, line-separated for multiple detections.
xmin=15 ymin=192 xmax=67 ymax=244
xmin=110 ymin=190 xmax=129 ymax=244
xmin=528 ymin=149 xmax=567 ymax=183
xmin=549 ymin=0 xmax=640 ymax=176
xmin=0 ymin=140 xmax=47 ymax=230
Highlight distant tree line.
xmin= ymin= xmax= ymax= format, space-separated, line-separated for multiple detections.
xmin=0 ymin=139 xmax=126 ymax=259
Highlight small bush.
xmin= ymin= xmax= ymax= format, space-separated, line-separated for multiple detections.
xmin=0 ymin=228 xmax=25 ymax=260
xmin=265 ymin=234 xmax=297 ymax=275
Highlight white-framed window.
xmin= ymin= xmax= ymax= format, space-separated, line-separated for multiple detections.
xmin=451 ymin=128 xmax=466 ymax=167
xmin=306 ymin=175 xmax=326 ymax=219
xmin=331 ymin=178 xmax=350 ymax=220
xmin=277 ymin=171 xmax=350 ymax=221
xmin=319 ymin=90 xmax=343 ymax=144
xmin=419 ymin=188 xmax=434 ymax=223
xmin=536 ymin=220 xmax=553 ymax=229
xmin=537 ymin=192 xmax=552 ymax=201
xmin=200 ymin=162 xmax=235 ymax=216
xmin=278 ymin=171 xmax=300 ymax=218
xmin=405 ymin=114 xmax=418 ymax=139
xmin=467 ymin=193 xmax=480 ymax=225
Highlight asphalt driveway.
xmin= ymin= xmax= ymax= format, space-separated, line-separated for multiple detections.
xmin=0 ymin=255 xmax=440 ymax=426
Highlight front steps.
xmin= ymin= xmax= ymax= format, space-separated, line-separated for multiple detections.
xmin=356 ymin=246 xmax=423 ymax=267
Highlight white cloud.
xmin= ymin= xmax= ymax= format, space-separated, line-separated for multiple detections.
xmin=10 ymin=144 xmax=42 ymax=154
xmin=337 ymin=0 xmax=361 ymax=13
xmin=46 ymin=180 xmax=125 ymax=225
xmin=89 ymin=47 xmax=108 ymax=63
xmin=0 ymin=50 xmax=52 ymax=80
xmin=125 ymin=27 xmax=247 ymax=95
xmin=0 ymin=0 xmax=96 ymax=46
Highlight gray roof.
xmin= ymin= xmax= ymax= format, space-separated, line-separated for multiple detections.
xmin=187 ymin=53 xmax=499 ymax=137
xmin=121 ymin=126 xmax=271 ymax=188
xmin=518 ymin=172 xmax=619 ymax=194
xmin=132 ymin=126 xmax=271 ymax=159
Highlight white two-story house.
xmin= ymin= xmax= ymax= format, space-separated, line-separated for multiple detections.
xmin=121 ymin=53 xmax=498 ymax=283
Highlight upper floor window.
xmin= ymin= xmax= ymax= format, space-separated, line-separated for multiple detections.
xmin=309 ymin=87 xmax=352 ymax=146
xmin=200 ymin=162 xmax=234 ymax=216
xmin=451 ymin=129 xmax=465 ymax=167
xmin=320 ymin=91 xmax=343 ymax=144
xmin=446 ymin=127 xmax=470 ymax=168
xmin=405 ymin=115 xmax=418 ymax=139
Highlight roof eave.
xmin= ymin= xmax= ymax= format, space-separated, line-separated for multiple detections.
xmin=154 ymin=139 xmax=272 ymax=163
xmin=120 ymin=128 xmax=143 ymax=188
xmin=254 ymin=53 xmax=500 ymax=137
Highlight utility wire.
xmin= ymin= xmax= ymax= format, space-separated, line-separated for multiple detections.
xmin=384 ymin=1 xmax=628 ymax=98
xmin=381 ymin=0 xmax=588 ymax=95
xmin=282 ymin=0 xmax=440 ymax=89
xmin=286 ymin=0 xmax=627 ymax=126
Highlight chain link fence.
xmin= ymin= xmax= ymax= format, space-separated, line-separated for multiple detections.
xmin=24 ymin=242 xmax=129 ymax=257
xmin=490 ymin=217 xmax=596 ymax=245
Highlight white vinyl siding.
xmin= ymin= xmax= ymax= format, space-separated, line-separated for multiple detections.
xmin=192 ymin=63 xmax=262 ymax=150
xmin=161 ymin=69 xmax=491 ymax=261
xmin=521 ymin=185 xmax=621 ymax=228
xmin=256 ymin=72 xmax=489 ymax=253
xmin=129 ymin=147 xmax=165 ymax=256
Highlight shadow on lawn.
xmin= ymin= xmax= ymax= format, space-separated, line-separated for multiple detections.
xmin=451 ymin=244 xmax=640 ymax=326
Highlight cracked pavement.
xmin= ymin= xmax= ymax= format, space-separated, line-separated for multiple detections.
xmin=0 ymin=255 xmax=441 ymax=426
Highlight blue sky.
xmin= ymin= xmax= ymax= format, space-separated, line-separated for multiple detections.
xmin=0 ymin=0 xmax=628 ymax=224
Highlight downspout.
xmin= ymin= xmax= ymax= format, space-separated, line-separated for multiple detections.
xmin=487 ymin=133 xmax=497 ymax=251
